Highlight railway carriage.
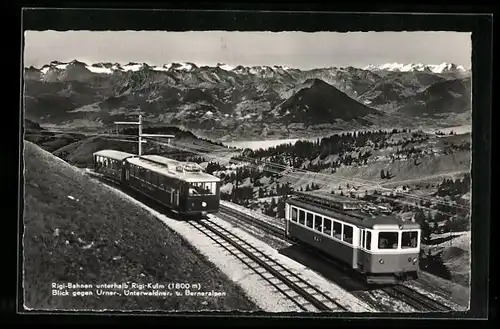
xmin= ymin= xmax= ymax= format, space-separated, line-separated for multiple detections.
xmin=125 ymin=155 xmax=220 ymax=217
xmin=93 ymin=150 xmax=136 ymax=184
xmin=285 ymin=191 xmax=421 ymax=285
xmin=92 ymin=150 xmax=220 ymax=218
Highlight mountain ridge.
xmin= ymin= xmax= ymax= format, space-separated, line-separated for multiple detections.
xmin=28 ymin=60 xmax=470 ymax=75
xmin=23 ymin=60 xmax=472 ymax=141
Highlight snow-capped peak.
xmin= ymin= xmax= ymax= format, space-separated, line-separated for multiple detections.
xmin=169 ymin=62 xmax=198 ymax=72
xmin=363 ymin=62 xmax=467 ymax=73
xmin=121 ymin=62 xmax=147 ymax=72
xmin=216 ymin=63 xmax=234 ymax=71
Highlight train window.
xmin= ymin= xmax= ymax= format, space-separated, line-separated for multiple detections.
xmin=343 ymin=225 xmax=353 ymax=244
xmin=188 ymin=182 xmax=217 ymax=196
xmin=314 ymin=215 xmax=322 ymax=232
xmin=366 ymin=231 xmax=372 ymax=250
xmin=158 ymin=175 xmax=165 ymax=190
xmin=333 ymin=221 xmax=342 ymax=240
xmin=291 ymin=207 xmax=298 ymax=222
xmin=298 ymin=210 xmax=305 ymax=225
xmin=145 ymin=170 xmax=151 ymax=183
xmin=306 ymin=212 xmax=314 ymax=228
xmin=151 ymin=172 xmax=157 ymax=186
xmin=378 ymin=232 xmax=399 ymax=249
xmin=322 ymin=218 xmax=332 ymax=236
xmin=402 ymin=231 xmax=418 ymax=249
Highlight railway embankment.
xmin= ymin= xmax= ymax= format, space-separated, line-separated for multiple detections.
xmin=22 ymin=141 xmax=257 ymax=311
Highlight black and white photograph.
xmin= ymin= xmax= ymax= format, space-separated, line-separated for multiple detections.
xmin=21 ymin=12 xmax=478 ymax=315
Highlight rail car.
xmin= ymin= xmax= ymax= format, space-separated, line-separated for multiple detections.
xmin=92 ymin=149 xmax=221 ymax=218
xmin=285 ymin=191 xmax=421 ymax=285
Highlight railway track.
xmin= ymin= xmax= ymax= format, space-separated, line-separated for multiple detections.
xmin=189 ymin=218 xmax=348 ymax=312
xmin=382 ymin=285 xmax=453 ymax=312
xmin=219 ymin=203 xmax=457 ymax=312
xmin=85 ymin=171 xmax=457 ymax=313
xmin=219 ymin=204 xmax=285 ymax=237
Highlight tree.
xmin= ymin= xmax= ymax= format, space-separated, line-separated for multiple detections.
xmin=276 ymin=198 xmax=286 ymax=218
xmin=421 ymin=216 xmax=432 ymax=243
xmin=414 ymin=209 xmax=431 ymax=243
xmin=432 ymin=221 xmax=439 ymax=233
xmin=270 ymin=197 xmax=277 ymax=209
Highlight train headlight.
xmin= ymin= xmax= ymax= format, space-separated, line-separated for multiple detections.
xmin=413 ymin=257 xmax=417 ymax=264
xmin=379 ymin=258 xmax=384 ymax=264
xmin=202 ymin=202 xmax=207 ymax=207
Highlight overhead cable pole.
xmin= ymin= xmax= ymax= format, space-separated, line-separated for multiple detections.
xmin=114 ymin=115 xmax=142 ymax=156
xmin=115 ymin=114 xmax=176 ymax=157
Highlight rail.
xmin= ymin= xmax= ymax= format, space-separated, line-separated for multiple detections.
xmin=382 ymin=285 xmax=453 ymax=312
xmin=189 ymin=218 xmax=347 ymax=312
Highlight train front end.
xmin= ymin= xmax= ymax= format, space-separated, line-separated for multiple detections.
xmin=358 ymin=222 xmax=421 ymax=285
xmin=181 ymin=176 xmax=221 ymax=218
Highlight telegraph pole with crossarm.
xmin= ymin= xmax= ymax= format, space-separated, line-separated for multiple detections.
xmin=114 ymin=114 xmax=175 ymax=156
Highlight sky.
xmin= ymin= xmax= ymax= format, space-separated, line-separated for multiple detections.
xmin=23 ymin=31 xmax=471 ymax=70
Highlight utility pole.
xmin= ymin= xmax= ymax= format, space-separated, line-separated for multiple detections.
xmin=114 ymin=114 xmax=175 ymax=157
xmin=114 ymin=115 xmax=143 ymax=156
xmin=138 ymin=115 xmax=142 ymax=156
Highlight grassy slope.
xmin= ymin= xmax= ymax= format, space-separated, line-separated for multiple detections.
xmin=23 ymin=141 xmax=257 ymax=311
xmin=52 ymin=136 xmax=138 ymax=167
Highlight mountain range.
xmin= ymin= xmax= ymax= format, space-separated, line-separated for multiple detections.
xmin=23 ymin=60 xmax=472 ymax=141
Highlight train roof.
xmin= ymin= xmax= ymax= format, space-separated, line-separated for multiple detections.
xmin=303 ymin=190 xmax=368 ymax=206
xmin=93 ymin=149 xmax=137 ymax=162
xmin=140 ymin=154 xmax=182 ymax=167
xmin=286 ymin=197 xmax=420 ymax=230
xmin=126 ymin=155 xmax=220 ymax=183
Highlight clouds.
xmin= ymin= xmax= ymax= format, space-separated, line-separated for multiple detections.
xmin=24 ymin=31 xmax=471 ymax=70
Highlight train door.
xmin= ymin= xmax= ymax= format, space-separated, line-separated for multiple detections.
xmin=170 ymin=188 xmax=180 ymax=207
xmin=124 ymin=162 xmax=129 ymax=182
xmin=357 ymin=228 xmax=366 ymax=271
xmin=284 ymin=203 xmax=290 ymax=238
xmin=175 ymin=189 xmax=180 ymax=206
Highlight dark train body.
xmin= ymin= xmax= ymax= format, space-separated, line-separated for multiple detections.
xmin=285 ymin=191 xmax=421 ymax=285
xmin=92 ymin=150 xmax=220 ymax=218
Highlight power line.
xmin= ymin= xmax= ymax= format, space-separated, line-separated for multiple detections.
xmin=146 ymin=138 xmax=465 ymax=219
xmin=25 ymin=117 xmax=469 ymax=215
xmin=169 ymin=138 xmax=470 ymax=211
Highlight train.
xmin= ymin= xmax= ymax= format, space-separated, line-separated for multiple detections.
xmin=284 ymin=190 xmax=421 ymax=285
xmin=92 ymin=149 xmax=221 ymax=218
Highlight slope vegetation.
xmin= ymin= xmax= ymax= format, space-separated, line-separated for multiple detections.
xmin=23 ymin=141 xmax=256 ymax=311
